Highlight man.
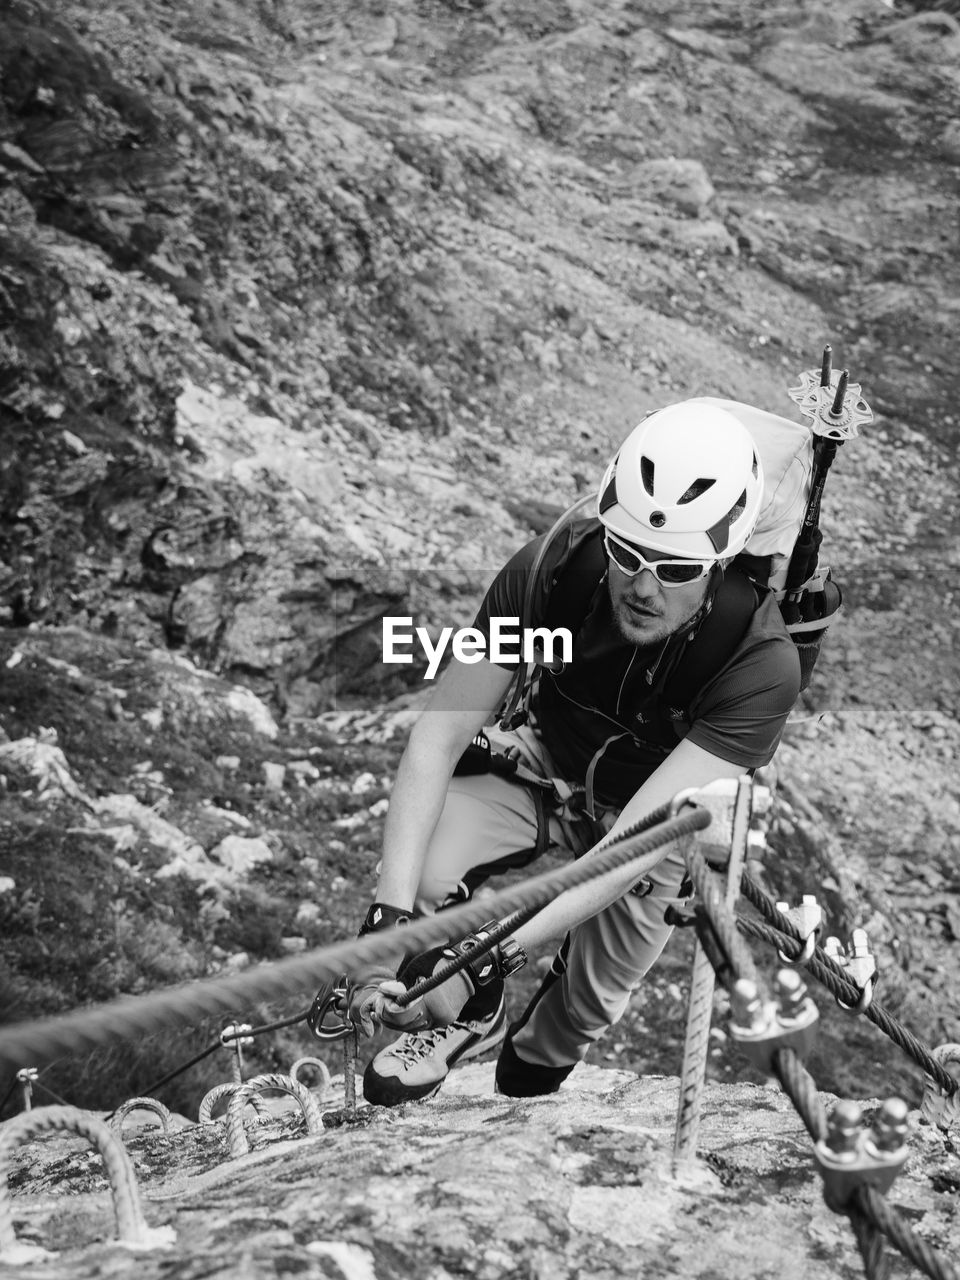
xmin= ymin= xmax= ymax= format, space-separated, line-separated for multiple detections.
xmin=325 ymin=400 xmax=802 ymax=1105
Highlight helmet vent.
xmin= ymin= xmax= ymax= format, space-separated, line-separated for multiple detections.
xmin=678 ymin=478 xmax=716 ymax=505
xmin=640 ymin=455 xmax=655 ymax=494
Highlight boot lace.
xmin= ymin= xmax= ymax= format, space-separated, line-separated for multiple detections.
xmin=392 ymin=1024 xmax=467 ymax=1064
xmin=391 ymin=1006 xmax=501 ymax=1064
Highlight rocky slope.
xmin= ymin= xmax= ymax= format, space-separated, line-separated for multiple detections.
xmin=1 ymin=0 xmax=960 ymax=1246
xmin=3 ymin=1066 xmax=960 ymax=1278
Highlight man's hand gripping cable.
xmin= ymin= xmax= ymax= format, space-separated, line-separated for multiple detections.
xmin=0 ymin=804 xmax=709 ymax=1077
xmin=312 ymin=796 xmax=711 ymax=1041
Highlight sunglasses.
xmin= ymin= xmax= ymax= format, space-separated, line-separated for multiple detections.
xmin=603 ymin=531 xmax=714 ymax=586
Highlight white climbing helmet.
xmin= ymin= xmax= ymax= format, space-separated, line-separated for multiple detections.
xmin=597 ymin=401 xmax=765 ymax=559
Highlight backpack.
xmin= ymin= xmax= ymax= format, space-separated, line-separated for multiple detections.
xmin=498 ymin=375 xmax=870 ymax=731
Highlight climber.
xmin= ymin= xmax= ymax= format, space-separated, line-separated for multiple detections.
xmin=319 ymin=400 xmax=803 ymax=1106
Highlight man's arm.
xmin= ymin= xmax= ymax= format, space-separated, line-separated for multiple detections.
xmin=374 ymin=657 xmax=515 ymax=911
xmin=510 ymin=738 xmax=745 ymax=953
xmin=384 ymin=737 xmax=750 ymax=1032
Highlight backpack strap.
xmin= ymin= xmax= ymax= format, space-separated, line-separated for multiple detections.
xmin=498 ymin=516 xmax=606 ymax=730
xmin=655 ymin=567 xmax=759 ymax=708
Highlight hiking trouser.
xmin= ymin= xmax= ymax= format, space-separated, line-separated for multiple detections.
xmin=414 ymin=724 xmax=689 ymax=1071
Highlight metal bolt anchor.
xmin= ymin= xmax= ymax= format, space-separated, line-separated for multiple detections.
xmin=729 ymin=972 xmax=819 ymax=1073
xmin=814 ymin=1097 xmax=910 ymax=1210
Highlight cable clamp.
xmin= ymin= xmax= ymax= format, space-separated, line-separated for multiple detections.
xmin=775 ymin=894 xmax=823 ymax=965
xmin=220 ymin=1023 xmax=255 ymax=1047
xmin=813 ymin=1098 xmax=910 ymax=1210
xmin=824 ymin=930 xmax=877 ymax=1014
xmin=728 ymin=970 xmax=819 ymax=1074
xmin=919 ymin=1043 xmax=960 ymax=1130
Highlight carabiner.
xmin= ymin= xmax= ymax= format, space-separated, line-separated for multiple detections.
xmin=307 ymin=978 xmax=353 ymax=1041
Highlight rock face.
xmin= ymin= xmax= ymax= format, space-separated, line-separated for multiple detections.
xmin=2 ymin=0 xmax=960 ymax=1263
xmin=3 ymin=0 xmax=960 ymax=711
xmin=3 ymin=1065 xmax=959 ymax=1278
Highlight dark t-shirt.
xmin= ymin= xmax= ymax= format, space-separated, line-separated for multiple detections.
xmin=473 ymin=532 xmax=801 ymax=808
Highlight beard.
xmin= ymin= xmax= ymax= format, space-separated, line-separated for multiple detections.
xmin=609 ymin=595 xmax=676 ymax=647
xmin=607 ymin=574 xmax=714 ymax=649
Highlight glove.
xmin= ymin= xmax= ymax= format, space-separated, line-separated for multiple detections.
xmin=378 ymin=948 xmax=475 ymax=1031
xmin=344 ymin=901 xmax=416 ymax=1037
xmin=379 ymin=923 xmax=527 ymax=1032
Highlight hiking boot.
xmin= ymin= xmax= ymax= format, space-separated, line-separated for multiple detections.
xmin=363 ymin=998 xmax=508 ymax=1107
xmin=494 ymin=1024 xmax=576 ymax=1097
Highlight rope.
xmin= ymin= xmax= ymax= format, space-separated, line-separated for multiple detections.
xmin=852 ymin=1186 xmax=959 ymax=1280
xmin=0 ymin=807 xmax=709 ymax=1074
xmin=736 ymin=903 xmax=958 ymax=1095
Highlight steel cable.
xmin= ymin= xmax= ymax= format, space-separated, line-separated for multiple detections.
xmin=852 ymin=1186 xmax=959 ymax=1280
xmin=736 ymin=905 xmax=957 ymax=1095
xmin=115 ymin=1040 xmax=222 ymax=1107
xmin=0 ymin=807 xmax=709 ymax=1074
xmin=697 ymin=910 xmax=958 ymax=1280
xmin=392 ymin=800 xmax=699 ymax=1012
xmin=31 ymin=1080 xmax=72 ymax=1108
xmin=393 ymin=906 xmax=538 ymax=1008
xmin=771 ymin=1046 xmax=828 ymax=1142
xmin=850 ymin=1212 xmax=890 ymax=1280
